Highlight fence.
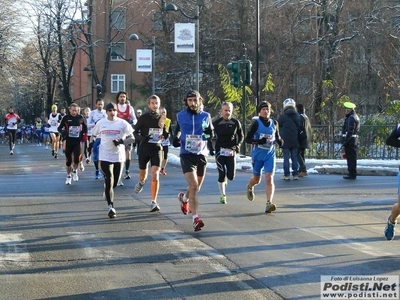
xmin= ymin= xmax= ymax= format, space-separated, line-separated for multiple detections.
xmin=275 ymin=124 xmax=400 ymax=160
xmin=172 ymin=123 xmax=400 ymax=160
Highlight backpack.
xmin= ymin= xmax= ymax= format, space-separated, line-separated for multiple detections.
xmin=386 ymin=124 xmax=400 ymax=148
xmin=298 ymin=114 xmax=307 ymax=142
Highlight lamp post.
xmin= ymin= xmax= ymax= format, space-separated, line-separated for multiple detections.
xmin=129 ymin=34 xmax=156 ymax=95
xmin=166 ymin=3 xmax=200 ymax=91
xmin=83 ymin=66 xmax=102 ymax=108
xmin=111 ymin=51 xmax=133 ymax=101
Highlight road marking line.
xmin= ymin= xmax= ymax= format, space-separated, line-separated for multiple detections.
xmin=0 ymin=233 xmax=30 ymax=266
xmin=145 ymin=230 xmax=267 ymax=295
xmin=298 ymin=227 xmax=393 ymax=257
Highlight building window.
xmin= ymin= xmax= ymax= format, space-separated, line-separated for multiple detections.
xmin=111 ymin=43 xmax=126 ymax=61
xmin=111 ymin=74 xmax=126 ymax=93
xmin=111 ymin=9 xmax=126 ymax=30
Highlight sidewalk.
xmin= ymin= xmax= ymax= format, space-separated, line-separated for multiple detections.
xmin=168 ymin=147 xmax=400 ymax=176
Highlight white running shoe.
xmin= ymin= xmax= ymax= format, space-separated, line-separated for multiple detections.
xmin=72 ymin=170 xmax=79 ymax=181
xmin=65 ymin=176 xmax=72 ymax=185
xmin=150 ymin=201 xmax=160 ymax=212
xmin=108 ymin=206 xmax=116 ymax=218
xmin=134 ymin=181 xmax=144 ymax=193
xmin=79 ymin=162 xmax=85 ymax=172
xmin=9 ymin=150 xmax=13 ymax=155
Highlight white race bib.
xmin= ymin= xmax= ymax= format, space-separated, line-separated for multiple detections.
xmin=258 ymin=133 xmax=274 ymax=150
xmin=68 ymin=126 xmax=81 ymax=138
xmin=148 ymin=128 xmax=163 ymax=143
xmin=185 ymin=134 xmax=202 ymax=153
xmin=220 ymin=147 xmax=234 ymax=156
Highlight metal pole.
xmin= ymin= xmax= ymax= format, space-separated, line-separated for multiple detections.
xmin=91 ymin=75 xmax=94 ymax=109
xmin=130 ymin=52 xmax=133 ymax=101
xmin=256 ymin=0 xmax=260 ymax=106
xmin=152 ymin=36 xmax=156 ymax=94
xmin=129 ymin=52 xmax=133 ymax=101
xmin=241 ymin=53 xmax=247 ymax=155
xmin=195 ymin=5 xmax=200 ymax=91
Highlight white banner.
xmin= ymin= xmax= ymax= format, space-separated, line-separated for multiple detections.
xmin=174 ymin=23 xmax=195 ymax=53
xmin=136 ymin=49 xmax=152 ymax=72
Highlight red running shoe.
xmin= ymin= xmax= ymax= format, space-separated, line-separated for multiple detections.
xmin=193 ymin=217 xmax=204 ymax=232
xmin=178 ymin=192 xmax=189 ymax=215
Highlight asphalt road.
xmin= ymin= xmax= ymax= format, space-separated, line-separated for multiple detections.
xmin=0 ymin=143 xmax=399 ymax=300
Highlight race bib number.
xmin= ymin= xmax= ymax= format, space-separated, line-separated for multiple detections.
xmin=258 ymin=133 xmax=274 ymax=150
xmin=220 ymin=147 xmax=234 ymax=156
xmin=50 ymin=120 xmax=58 ymax=126
xmin=185 ymin=134 xmax=202 ymax=153
xmin=162 ymin=138 xmax=170 ymax=146
xmin=148 ymin=128 xmax=162 ymax=143
xmin=68 ymin=126 xmax=81 ymax=138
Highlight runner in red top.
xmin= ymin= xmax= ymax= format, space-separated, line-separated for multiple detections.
xmin=116 ymin=91 xmax=137 ymax=184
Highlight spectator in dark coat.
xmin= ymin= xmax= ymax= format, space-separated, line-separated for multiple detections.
xmin=277 ymin=98 xmax=301 ymax=180
xmin=296 ymin=103 xmax=313 ymax=177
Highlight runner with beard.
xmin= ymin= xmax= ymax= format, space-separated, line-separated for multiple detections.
xmin=116 ymin=91 xmax=137 ymax=183
xmin=173 ymin=90 xmax=214 ymax=231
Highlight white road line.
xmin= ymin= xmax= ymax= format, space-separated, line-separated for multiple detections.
xmin=145 ymin=229 xmax=267 ymax=295
xmin=298 ymin=227 xmax=393 ymax=257
xmin=0 ymin=233 xmax=30 ymax=267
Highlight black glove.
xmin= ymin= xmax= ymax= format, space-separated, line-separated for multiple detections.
xmin=209 ymin=149 xmax=215 ymax=156
xmin=172 ymin=137 xmax=180 ymax=147
xmin=203 ymin=127 xmax=212 ymax=135
xmin=113 ymin=139 xmax=124 ymax=146
xmin=61 ymin=130 xmax=68 ymax=139
xmin=163 ymin=132 xmax=170 ymax=139
xmin=276 ymin=139 xmax=283 ymax=147
xmin=144 ymin=133 xmax=153 ymax=142
xmin=233 ymin=145 xmax=240 ymax=153
xmin=88 ymin=141 xmax=94 ymax=153
xmin=257 ymin=137 xmax=267 ymax=144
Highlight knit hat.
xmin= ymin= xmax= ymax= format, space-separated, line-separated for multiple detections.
xmin=258 ymin=101 xmax=271 ymax=112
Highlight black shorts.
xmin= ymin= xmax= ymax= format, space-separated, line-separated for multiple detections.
xmin=180 ymin=154 xmax=207 ymax=176
xmin=138 ymin=145 xmax=162 ymax=169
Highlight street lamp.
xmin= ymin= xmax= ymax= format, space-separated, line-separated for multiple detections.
xmin=111 ymin=51 xmax=133 ymax=101
xmin=129 ymin=34 xmax=156 ymax=94
xmin=83 ymin=66 xmax=102 ymax=108
xmin=166 ymin=3 xmax=200 ymax=91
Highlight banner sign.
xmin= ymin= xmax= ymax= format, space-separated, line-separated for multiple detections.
xmin=136 ymin=49 xmax=152 ymax=72
xmin=174 ymin=23 xmax=195 ymax=53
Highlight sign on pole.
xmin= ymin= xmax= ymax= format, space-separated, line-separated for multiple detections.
xmin=136 ymin=49 xmax=152 ymax=72
xmin=174 ymin=23 xmax=195 ymax=53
